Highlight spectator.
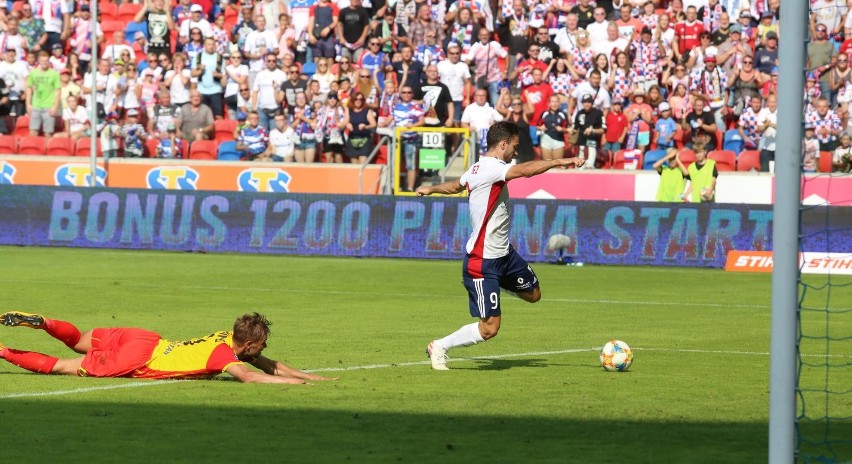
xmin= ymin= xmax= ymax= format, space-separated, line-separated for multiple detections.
xmin=191 ymin=37 xmax=226 ymax=120
xmin=547 ymin=59 xmax=574 ymax=106
xmin=120 ymin=109 xmax=147 ymax=158
xmin=358 ymin=37 xmax=391 ymax=80
xmin=655 ymin=102 xmax=678 ymax=150
xmin=237 ymin=111 xmax=269 ymax=160
xmin=570 ymin=69 xmax=611 ymax=120
xmin=829 ymin=54 xmax=852 ymax=111
xmin=832 ymin=132 xmax=852 ymax=172
xmin=392 ymin=45 xmax=426 ymax=98
xmin=521 ymin=67 xmax=554 ymax=130
xmin=173 ymin=0 xmax=194 ymax=26
xmin=55 ymin=94 xmax=89 ymax=140
xmin=717 ymin=24 xmax=751 ymax=80
xmin=589 ymin=53 xmax=611 ymax=83
xmin=335 ymin=57 xmax=357 ymax=85
xmin=510 ymin=44 xmax=548 ymax=90
xmin=267 ymin=110 xmax=296 ymax=161
xmin=338 ymin=0 xmax=373 ymax=62
xmin=414 ymin=31 xmax=446 ymax=68
xmin=156 ymin=123 xmax=185 ymax=158
xmin=164 ymin=54 xmax=193 ymax=107
xmin=184 ymin=28 xmax=205 ymax=63
xmin=308 ymin=0 xmax=339 ymax=61
xmin=684 ymin=144 xmax=717 ymax=203
xmin=653 ymin=148 xmax=687 ymax=202
xmin=571 ymin=0 xmax=595 ymax=30
xmin=251 ymin=53 xmax=285 ymax=132
xmin=57 ymin=68 xmax=79 ymax=111
xmin=353 ymin=68 xmax=380 ymax=111
xmin=503 ymin=95 xmax=535 ymax=162
xmin=499 ymin=0 xmax=530 ymax=72
xmin=177 ymin=90 xmax=214 ymax=142
xmin=147 ymin=90 xmax=182 ymax=139
xmin=233 ymin=2 xmax=257 ymax=54
xmin=614 ymin=4 xmax=642 ymax=41
xmin=683 ymin=96 xmax=718 ymax=150
xmin=290 ymin=91 xmax=317 ymax=162
xmin=689 ymin=54 xmax=728 ymax=131
xmin=418 ymin=64 xmax=453 ymax=129
xmin=211 ymin=14 xmax=231 ymax=55
xmin=103 ymin=30 xmax=135 ymax=65
xmin=136 ymin=0 xmax=175 ymax=58
xmin=604 ymin=100 xmax=627 ymax=152
xmin=738 ymin=95 xmax=763 ymax=150
xmin=31 ymin=0 xmax=72 ymax=51
xmin=538 ymin=94 xmax=568 ymax=161
xmin=313 ymin=58 xmax=336 ymax=97
xmin=586 ymin=7 xmax=609 ymax=45
xmin=344 ymin=91 xmax=376 ymax=164
xmin=571 ymin=93 xmax=605 ymax=168
xmin=179 ymin=4 xmax=213 ymax=45
xmin=807 ymin=97 xmax=842 ymax=151
xmin=394 ymin=0 xmax=418 ymax=31
xmin=729 ymin=55 xmax=766 ymax=119
xmin=317 ymin=91 xmax=347 ymax=163
xmin=624 ymin=88 xmax=653 ymax=152
xmin=531 ymin=27 xmax=561 ymax=66
xmin=673 ymin=6 xmax=703 ymax=64
xmin=609 ymin=51 xmax=634 ymax=106
xmin=463 ymin=28 xmax=507 ymax=107
xmin=569 ymin=30 xmax=594 ymax=84
xmin=244 ymin=16 xmax=278 ymax=87
xmin=280 ymin=62 xmax=307 ymax=109
xmin=25 ymin=51 xmax=60 ymax=139
xmin=0 ymin=17 xmax=27 ymax=61
xmin=754 ymin=31 xmax=778 ymax=75
xmin=802 ymin=125 xmax=820 ymax=173
xmin=0 ymin=48 xmax=28 ymax=119
xmin=276 ymin=14 xmax=297 ymax=58
xmin=224 ymin=52 xmax=250 ymax=118
xmin=631 ymin=27 xmax=662 ymax=93
xmin=99 ymin=111 xmax=121 ymax=158
xmin=120 ymin=63 xmax=141 ymax=116
xmin=139 ymin=69 xmax=160 ymax=116
xmin=808 ymin=24 xmax=835 ymax=100
xmin=698 ymin=0 xmax=726 ymax=33
xmin=68 ymin=5 xmax=100 ymax=75
xmin=445 ymin=7 xmax=478 ymax=55
xmin=710 ymin=12 xmax=732 ymax=46
xmin=18 ymin=3 xmax=46 ymax=53
xmin=554 ymin=13 xmax=581 ymax=57
xmin=254 ymin=0 xmax=288 ymax=32
xmin=761 ymin=66 xmax=779 ymax=98
xmin=668 ymin=0 xmax=687 ymax=23
xmin=756 ymin=93 xmax=778 ymax=172
xmin=393 ymin=85 xmax=425 ymax=191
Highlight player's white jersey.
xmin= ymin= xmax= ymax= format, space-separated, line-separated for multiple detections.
xmin=459 ymin=156 xmax=512 ymax=259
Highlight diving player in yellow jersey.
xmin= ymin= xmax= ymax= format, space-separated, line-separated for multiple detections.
xmin=0 ymin=311 xmax=335 ymax=384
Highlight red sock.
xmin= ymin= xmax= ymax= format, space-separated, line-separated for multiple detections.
xmin=43 ymin=318 xmax=82 ymax=349
xmin=1 ymin=348 xmax=58 ymax=374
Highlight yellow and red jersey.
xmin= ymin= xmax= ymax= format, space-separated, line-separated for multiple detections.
xmin=132 ymin=331 xmax=243 ymax=379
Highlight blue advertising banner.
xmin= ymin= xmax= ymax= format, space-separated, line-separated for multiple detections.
xmin=0 ymin=186 xmax=849 ymax=267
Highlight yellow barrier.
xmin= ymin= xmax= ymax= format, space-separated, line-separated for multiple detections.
xmin=393 ymin=126 xmax=471 ymax=196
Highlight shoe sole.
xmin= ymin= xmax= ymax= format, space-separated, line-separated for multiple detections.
xmin=0 ymin=312 xmax=44 ymax=328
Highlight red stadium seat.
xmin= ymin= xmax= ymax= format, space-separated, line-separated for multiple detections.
xmin=678 ymin=149 xmax=697 ymax=168
xmin=715 ymin=130 xmax=723 ymax=150
xmin=118 ymin=3 xmax=142 ymax=23
xmin=17 ymin=136 xmax=47 ymax=155
xmin=46 ymin=137 xmax=74 ymax=156
xmin=0 ymin=135 xmax=16 ymax=153
xmin=74 ymin=138 xmax=103 ymax=157
xmin=214 ymin=119 xmax=237 ymax=143
xmin=708 ymin=150 xmax=737 ymax=172
xmin=189 ymin=140 xmax=217 ymax=160
xmin=819 ymin=151 xmax=833 ymax=173
xmin=736 ymin=150 xmax=761 ymax=172
xmin=101 ymin=20 xmax=124 ymax=40
xmin=13 ymin=115 xmax=30 ymax=138
xmin=145 ymin=138 xmax=160 ymax=158
xmin=673 ymin=126 xmax=684 ymax=149
xmin=612 ymin=149 xmax=643 ymax=170
xmin=99 ymin=2 xmax=119 ymax=21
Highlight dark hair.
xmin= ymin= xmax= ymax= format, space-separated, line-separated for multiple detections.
xmin=486 ymin=121 xmax=519 ymax=150
xmin=232 ymin=313 xmax=272 ymax=344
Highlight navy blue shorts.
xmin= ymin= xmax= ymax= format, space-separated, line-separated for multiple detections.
xmin=462 ymin=246 xmax=539 ymax=319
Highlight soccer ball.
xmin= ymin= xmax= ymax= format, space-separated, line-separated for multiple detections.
xmin=600 ymin=340 xmax=633 ymax=372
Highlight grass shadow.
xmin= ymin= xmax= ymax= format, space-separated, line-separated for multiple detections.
xmin=453 ymin=357 xmax=551 ymax=370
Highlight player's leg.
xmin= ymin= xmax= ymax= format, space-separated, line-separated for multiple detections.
xmin=0 ymin=340 xmax=81 ymax=375
xmin=0 ymin=311 xmax=84 ymax=352
xmin=499 ymin=247 xmax=542 ymax=304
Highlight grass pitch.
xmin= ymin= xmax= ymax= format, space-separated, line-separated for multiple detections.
xmin=0 ymin=247 xmax=850 ymax=463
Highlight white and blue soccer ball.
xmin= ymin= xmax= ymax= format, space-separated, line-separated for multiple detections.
xmin=600 ymin=340 xmax=634 ymax=372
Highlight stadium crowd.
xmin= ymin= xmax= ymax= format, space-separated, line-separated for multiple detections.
xmin=2 ymin=0 xmax=851 ymax=179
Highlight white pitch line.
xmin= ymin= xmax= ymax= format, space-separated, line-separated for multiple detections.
xmin=1 ymin=347 xmax=848 ymax=399
xmin=0 ymin=278 xmax=769 ymax=309
xmin=0 ymin=380 xmax=180 ymax=399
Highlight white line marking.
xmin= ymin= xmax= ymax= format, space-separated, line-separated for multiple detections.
xmin=0 ymin=278 xmax=769 ymax=309
xmin=0 ymin=380 xmax=180 ymax=399
xmin=1 ymin=347 xmax=847 ymax=399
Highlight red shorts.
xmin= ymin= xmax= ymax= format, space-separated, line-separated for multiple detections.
xmin=79 ymin=328 xmax=162 ymax=378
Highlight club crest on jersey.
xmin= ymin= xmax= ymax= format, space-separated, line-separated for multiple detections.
xmin=237 ymin=168 xmax=291 ymax=192
xmin=146 ymin=166 xmax=200 ymax=190
xmin=55 ymin=164 xmax=107 ymax=187
xmin=0 ymin=161 xmax=15 ymax=184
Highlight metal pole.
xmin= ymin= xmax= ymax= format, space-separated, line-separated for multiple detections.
xmin=769 ymin=1 xmax=806 ymax=462
xmin=88 ymin=0 xmax=99 ymax=187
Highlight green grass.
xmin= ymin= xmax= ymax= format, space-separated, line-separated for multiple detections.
xmin=0 ymin=247 xmax=850 ymax=463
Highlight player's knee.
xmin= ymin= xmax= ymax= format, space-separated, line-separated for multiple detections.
xmin=480 ymin=325 xmax=500 ymax=340
xmin=523 ymin=288 xmax=542 ymax=303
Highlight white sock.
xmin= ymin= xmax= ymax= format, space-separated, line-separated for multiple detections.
xmin=436 ymin=322 xmax=485 ymax=351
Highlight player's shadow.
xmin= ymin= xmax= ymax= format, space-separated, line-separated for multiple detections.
xmin=453 ymin=357 xmax=550 ymax=370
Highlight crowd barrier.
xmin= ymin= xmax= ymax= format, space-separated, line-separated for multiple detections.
xmin=1 ymin=186 xmax=849 ymax=268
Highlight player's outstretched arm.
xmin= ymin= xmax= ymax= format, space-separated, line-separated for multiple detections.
xmin=250 ymin=355 xmax=338 ymax=381
xmin=416 ymin=180 xmax=465 ymax=196
xmin=225 ymin=363 xmax=307 ymax=384
xmin=505 ymin=157 xmax=585 ymax=181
